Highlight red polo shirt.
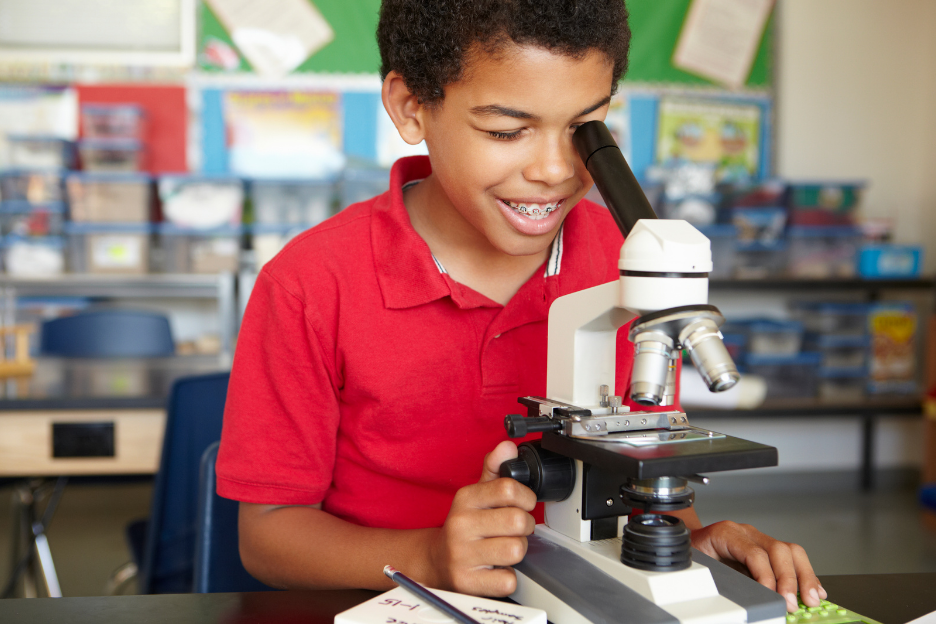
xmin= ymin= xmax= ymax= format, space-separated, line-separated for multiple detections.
xmin=217 ymin=155 xmax=673 ymax=530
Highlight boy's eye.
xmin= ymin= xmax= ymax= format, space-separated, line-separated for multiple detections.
xmin=487 ymin=129 xmax=523 ymax=140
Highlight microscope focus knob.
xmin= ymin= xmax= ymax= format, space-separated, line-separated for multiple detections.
xmin=500 ymin=457 xmax=532 ymax=485
xmin=499 ymin=441 xmax=575 ymax=502
xmin=504 ymin=414 xmax=562 ymax=438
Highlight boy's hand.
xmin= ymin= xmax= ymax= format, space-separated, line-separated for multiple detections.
xmin=690 ymin=521 xmax=827 ymax=613
xmin=429 ymin=441 xmax=536 ymax=596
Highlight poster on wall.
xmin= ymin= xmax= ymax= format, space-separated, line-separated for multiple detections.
xmin=672 ymin=0 xmax=775 ymax=90
xmin=204 ymin=0 xmax=333 ymax=77
xmin=224 ymin=90 xmax=344 ymax=178
xmin=655 ymin=97 xmax=760 ymax=180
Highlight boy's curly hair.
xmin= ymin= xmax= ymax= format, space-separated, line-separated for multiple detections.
xmin=377 ymin=0 xmax=630 ymax=106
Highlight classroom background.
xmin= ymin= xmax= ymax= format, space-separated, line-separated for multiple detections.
xmin=0 ymin=0 xmax=935 ymax=601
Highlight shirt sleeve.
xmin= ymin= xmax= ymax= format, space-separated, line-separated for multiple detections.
xmin=216 ymin=268 xmax=341 ymax=505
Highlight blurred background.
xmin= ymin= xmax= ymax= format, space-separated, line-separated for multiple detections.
xmin=0 ymin=0 xmax=935 ymax=600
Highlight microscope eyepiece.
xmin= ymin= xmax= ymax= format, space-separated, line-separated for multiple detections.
xmin=572 ymin=120 xmax=657 ymax=237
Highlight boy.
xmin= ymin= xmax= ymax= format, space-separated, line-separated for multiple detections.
xmin=217 ymin=0 xmax=825 ymax=613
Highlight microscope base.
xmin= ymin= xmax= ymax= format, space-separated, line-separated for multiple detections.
xmin=512 ymin=526 xmax=786 ymax=624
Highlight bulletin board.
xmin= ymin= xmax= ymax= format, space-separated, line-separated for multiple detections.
xmin=197 ymin=0 xmax=772 ymax=87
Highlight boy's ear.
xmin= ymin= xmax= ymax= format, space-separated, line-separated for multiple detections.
xmin=381 ymin=71 xmax=428 ymax=146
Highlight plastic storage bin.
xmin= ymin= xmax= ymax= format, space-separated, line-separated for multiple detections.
xmin=2 ymin=236 xmax=65 ymax=276
xmin=158 ymin=224 xmax=241 ymax=274
xmin=66 ymin=173 xmax=152 ymax=223
xmin=788 ymin=182 xmax=864 ymax=226
xmin=340 ymin=168 xmax=391 ymax=209
xmin=65 ymin=222 xmax=152 ymax=274
xmin=857 ymin=244 xmax=923 ymax=278
xmin=696 ymin=225 xmax=737 ymax=278
xmin=818 ymin=368 xmax=866 ymax=402
xmin=250 ymin=223 xmax=311 ymax=268
xmin=742 ymin=319 xmax=804 ymax=356
xmin=732 ymin=207 xmax=787 ymax=245
xmin=734 ymin=241 xmax=787 ymax=278
xmin=0 ymin=170 xmax=64 ymax=203
xmin=80 ymin=104 xmax=146 ymax=140
xmin=159 ymin=176 xmax=243 ymax=229
xmin=792 ymin=302 xmax=869 ymax=336
xmin=7 ymin=135 xmax=73 ymax=169
xmin=743 ymin=352 xmax=821 ymax=399
xmin=251 ymin=179 xmax=336 ymax=225
xmin=806 ymin=333 xmax=869 ymax=369
xmin=78 ymin=139 xmax=144 ymax=172
xmin=787 ymin=226 xmax=861 ymax=278
xmin=0 ymin=201 xmax=66 ymax=237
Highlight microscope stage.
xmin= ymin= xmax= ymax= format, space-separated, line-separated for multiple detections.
xmin=540 ymin=430 xmax=778 ymax=480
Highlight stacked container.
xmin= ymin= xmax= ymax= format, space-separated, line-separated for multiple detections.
xmin=793 ymin=302 xmax=870 ymax=401
xmin=158 ymin=176 xmax=244 ymax=273
xmin=784 ymin=182 xmax=864 ymax=278
xmin=249 ymin=178 xmax=338 ymax=269
xmin=1 ymin=139 xmax=73 ymax=275
xmin=68 ymin=104 xmax=153 ymax=274
xmin=726 ymin=318 xmax=819 ymax=400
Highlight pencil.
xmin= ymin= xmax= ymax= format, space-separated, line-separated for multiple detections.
xmin=382 ymin=565 xmax=482 ymax=624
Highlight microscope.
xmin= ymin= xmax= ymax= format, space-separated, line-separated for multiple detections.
xmin=498 ymin=121 xmax=787 ymax=624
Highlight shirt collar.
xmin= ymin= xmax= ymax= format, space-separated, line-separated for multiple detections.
xmin=372 ymin=155 xmax=613 ymax=311
xmin=372 ymin=156 xmax=451 ymax=310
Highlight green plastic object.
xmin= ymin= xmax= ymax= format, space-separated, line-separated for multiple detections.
xmin=784 ymin=597 xmax=884 ymax=624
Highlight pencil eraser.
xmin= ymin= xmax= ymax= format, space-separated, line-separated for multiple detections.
xmin=335 ymin=586 xmax=547 ymax=624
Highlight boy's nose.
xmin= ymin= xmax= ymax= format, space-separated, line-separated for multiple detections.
xmin=523 ymin=136 xmax=576 ymax=187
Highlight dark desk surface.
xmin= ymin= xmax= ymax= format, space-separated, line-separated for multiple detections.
xmin=0 ymin=355 xmax=226 ymax=411
xmin=0 ymin=574 xmax=933 ymax=624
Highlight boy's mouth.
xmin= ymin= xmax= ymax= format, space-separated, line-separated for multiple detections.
xmin=500 ymin=198 xmax=564 ymax=220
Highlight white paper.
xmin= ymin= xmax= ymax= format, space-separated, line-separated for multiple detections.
xmin=907 ymin=610 xmax=936 ymax=624
xmin=206 ymin=0 xmax=333 ymax=77
xmin=91 ymin=235 xmax=143 ymax=269
xmin=672 ymin=0 xmax=774 ymax=90
xmin=335 ymin=585 xmax=547 ymax=624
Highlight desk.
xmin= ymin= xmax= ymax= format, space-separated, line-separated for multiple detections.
xmin=0 ymin=355 xmax=225 ymax=477
xmin=0 ymin=574 xmax=934 ymax=624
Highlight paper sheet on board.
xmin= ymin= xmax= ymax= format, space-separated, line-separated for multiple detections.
xmin=672 ymin=0 xmax=774 ymax=90
xmin=206 ymin=0 xmax=333 ymax=77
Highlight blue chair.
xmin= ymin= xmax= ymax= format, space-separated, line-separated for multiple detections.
xmin=133 ymin=372 xmax=232 ymax=594
xmin=194 ymin=442 xmax=275 ymax=593
xmin=41 ymin=309 xmax=174 ymax=357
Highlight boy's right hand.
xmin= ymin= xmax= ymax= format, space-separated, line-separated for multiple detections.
xmin=429 ymin=440 xmax=537 ymax=596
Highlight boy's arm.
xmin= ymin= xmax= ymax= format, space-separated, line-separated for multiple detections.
xmin=238 ymin=441 xmax=536 ymax=595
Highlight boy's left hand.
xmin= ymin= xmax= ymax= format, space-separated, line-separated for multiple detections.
xmin=690 ymin=521 xmax=826 ymax=613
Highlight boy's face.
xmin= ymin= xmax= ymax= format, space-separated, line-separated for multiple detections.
xmin=417 ymin=44 xmax=614 ymax=257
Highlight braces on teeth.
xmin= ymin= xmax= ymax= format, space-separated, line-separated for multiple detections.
xmin=504 ymin=199 xmax=562 ymax=220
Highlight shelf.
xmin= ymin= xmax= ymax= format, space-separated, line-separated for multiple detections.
xmin=0 ymin=274 xmax=237 ymax=360
xmin=708 ymin=277 xmax=935 ymax=291
xmin=0 ymin=273 xmax=235 ymax=299
xmin=685 ymin=396 xmax=922 ymax=418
